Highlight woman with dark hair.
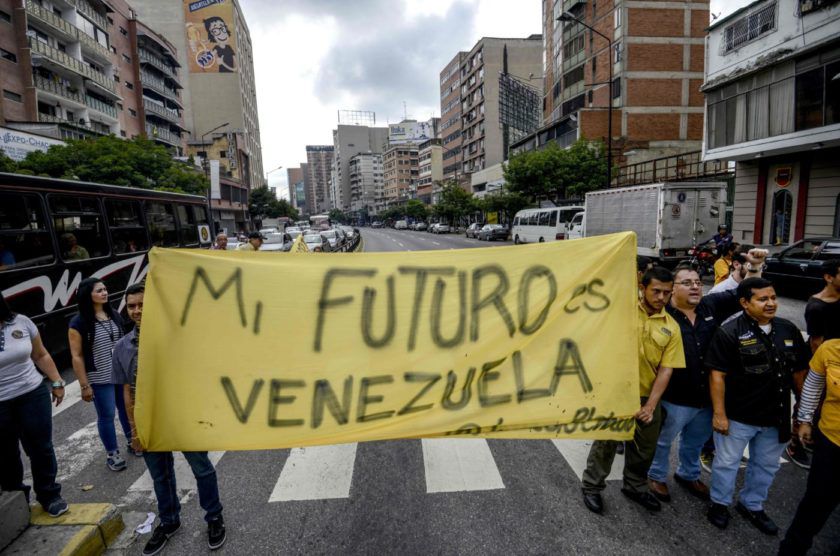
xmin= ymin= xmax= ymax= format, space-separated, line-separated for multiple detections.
xmin=0 ymin=292 xmax=68 ymax=517
xmin=68 ymin=278 xmax=132 ymax=471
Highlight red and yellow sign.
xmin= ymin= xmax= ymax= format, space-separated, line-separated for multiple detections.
xmin=184 ymin=0 xmax=237 ymax=73
xmin=775 ymin=166 xmax=793 ymax=188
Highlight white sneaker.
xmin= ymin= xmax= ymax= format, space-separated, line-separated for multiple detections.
xmin=107 ymin=451 xmax=127 ymax=471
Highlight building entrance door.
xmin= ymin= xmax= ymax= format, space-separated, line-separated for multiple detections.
xmin=763 ymin=163 xmax=799 ymax=246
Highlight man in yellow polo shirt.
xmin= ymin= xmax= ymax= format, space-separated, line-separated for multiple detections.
xmin=581 ymin=266 xmax=685 ymax=514
xmin=780 ymin=339 xmax=840 ymax=554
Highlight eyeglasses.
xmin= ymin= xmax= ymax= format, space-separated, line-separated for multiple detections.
xmin=677 ymin=280 xmax=703 ymax=287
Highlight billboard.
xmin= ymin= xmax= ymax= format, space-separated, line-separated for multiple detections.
xmin=184 ymin=0 xmax=237 ymax=73
xmin=0 ymin=127 xmax=64 ymax=161
xmin=389 ymin=120 xmax=434 ymax=145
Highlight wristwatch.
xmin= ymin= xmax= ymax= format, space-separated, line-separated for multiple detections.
xmin=51 ymin=379 xmax=66 ymax=389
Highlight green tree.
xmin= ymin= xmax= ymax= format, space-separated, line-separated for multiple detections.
xmin=13 ymin=135 xmax=207 ymax=194
xmin=328 ymin=208 xmax=350 ymax=224
xmin=481 ymin=188 xmax=531 ymax=225
xmin=248 ymin=186 xmax=275 ymax=220
xmin=504 ymin=139 xmax=607 ymax=202
xmin=267 ymin=198 xmax=299 ymax=221
xmin=0 ymin=152 xmax=17 ymax=173
xmin=435 ymin=182 xmax=476 ymax=225
xmin=404 ymin=199 xmax=429 ymax=221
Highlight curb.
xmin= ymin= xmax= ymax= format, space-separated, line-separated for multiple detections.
xmin=5 ymin=503 xmax=124 ymax=556
xmin=0 ymin=491 xmax=29 ymax=551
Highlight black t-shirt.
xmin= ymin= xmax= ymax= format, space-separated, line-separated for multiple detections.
xmin=705 ymin=313 xmax=810 ymax=440
xmin=214 ymin=44 xmax=235 ymax=72
xmin=805 ymin=297 xmax=840 ymax=341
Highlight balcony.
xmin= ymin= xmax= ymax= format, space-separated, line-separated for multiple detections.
xmin=145 ymin=124 xmax=182 ymax=147
xmin=563 ymin=0 xmax=586 ymax=11
xmin=38 ymin=112 xmax=109 ymax=135
xmin=25 ymin=1 xmax=76 ymax=42
xmin=77 ymin=31 xmax=111 ymax=64
xmin=28 ymin=37 xmax=116 ymax=96
xmin=138 ymin=49 xmax=179 ymax=83
xmin=85 ymin=95 xmax=117 ymax=119
xmin=143 ymin=99 xmax=180 ymax=124
xmin=140 ymin=70 xmax=181 ymax=105
xmin=72 ymin=0 xmax=109 ymax=30
xmin=33 ymin=74 xmax=84 ymax=105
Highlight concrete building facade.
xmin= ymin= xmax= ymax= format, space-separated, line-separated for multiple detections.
xmin=382 ymin=144 xmax=418 ymax=208
xmin=348 ymin=152 xmax=383 ymax=215
xmin=331 ymin=124 xmax=389 ymax=212
xmin=439 ymin=51 xmax=467 ymax=188
xmin=702 ymin=0 xmax=840 ymax=245
xmin=532 ymin=0 xmax=709 ymax=167
xmin=306 ymin=145 xmax=334 ymax=215
xmin=129 ymin=0 xmax=264 ymax=189
xmin=417 ymin=138 xmax=442 ymax=205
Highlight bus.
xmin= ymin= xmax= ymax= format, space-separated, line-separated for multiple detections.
xmin=0 ymin=172 xmax=212 ymax=363
xmin=511 ymin=206 xmax=584 ymax=244
xmin=309 ymin=214 xmax=331 ymax=230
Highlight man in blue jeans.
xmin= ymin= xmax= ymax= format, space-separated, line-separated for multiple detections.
xmin=704 ymin=278 xmax=809 ymax=535
xmin=112 ymin=284 xmax=226 ymax=555
xmin=647 ymin=255 xmax=767 ymax=502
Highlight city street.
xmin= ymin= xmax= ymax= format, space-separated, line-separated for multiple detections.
xmin=36 ymin=228 xmax=834 ymax=555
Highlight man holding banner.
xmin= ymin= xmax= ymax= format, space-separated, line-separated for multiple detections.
xmin=582 ymin=266 xmax=685 ymax=514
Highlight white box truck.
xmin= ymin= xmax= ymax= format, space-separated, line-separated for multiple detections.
xmin=583 ymin=182 xmax=727 ymax=266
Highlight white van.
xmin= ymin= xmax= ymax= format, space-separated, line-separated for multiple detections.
xmin=394 ymin=220 xmax=408 ymax=230
xmin=511 ymin=206 xmax=584 ymax=244
xmin=567 ymin=211 xmax=585 ymax=240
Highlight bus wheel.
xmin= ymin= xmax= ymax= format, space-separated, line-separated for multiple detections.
xmin=539 ymin=237 xmax=545 ymax=242
xmin=514 ymin=235 xmax=520 ymax=244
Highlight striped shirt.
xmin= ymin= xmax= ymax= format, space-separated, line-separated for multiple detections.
xmin=89 ymin=319 xmax=122 ymax=384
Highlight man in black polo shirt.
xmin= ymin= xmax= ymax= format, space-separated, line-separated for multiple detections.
xmin=705 ymin=278 xmax=810 ymax=535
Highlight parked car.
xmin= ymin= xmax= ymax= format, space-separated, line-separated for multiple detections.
xmin=465 ymin=223 xmax=481 ymax=238
xmin=478 ymin=224 xmax=509 ymax=241
xmin=303 ymin=233 xmax=331 ymax=252
xmin=339 ymin=225 xmax=357 ymax=241
xmin=414 ymin=222 xmax=427 ymax=231
xmin=371 ymin=221 xmax=383 ymax=228
xmin=432 ymin=223 xmax=451 ymax=234
xmin=764 ymin=238 xmax=840 ymax=297
xmin=321 ymin=229 xmax=344 ymax=251
xmin=395 ymin=220 xmax=408 ymax=230
xmin=259 ymin=227 xmax=279 ymax=235
xmin=259 ymin=232 xmax=294 ymax=252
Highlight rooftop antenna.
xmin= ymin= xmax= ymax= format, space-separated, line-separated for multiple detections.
xmin=403 ymin=101 xmax=407 ymax=121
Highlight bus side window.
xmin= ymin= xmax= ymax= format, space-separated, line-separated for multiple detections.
xmin=175 ymin=204 xmax=198 ymax=246
xmin=49 ymin=195 xmax=109 ymax=261
xmin=145 ymin=202 xmax=178 ymax=247
xmin=513 ymin=217 xmax=519 ymax=227
xmin=105 ymin=199 xmax=149 ymax=254
xmin=539 ymin=211 xmax=550 ymax=226
xmin=549 ymin=211 xmax=558 ymax=227
xmin=0 ymin=192 xmax=55 ymax=272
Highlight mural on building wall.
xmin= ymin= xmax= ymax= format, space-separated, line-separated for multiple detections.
xmin=184 ymin=0 xmax=237 ymax=73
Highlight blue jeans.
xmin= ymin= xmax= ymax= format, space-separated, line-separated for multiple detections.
xmin=0 ymin=382 xmax=62 ymax=507
xmin=710 ymin=419 xmax=786 ymax=510
xmin=91 ymin=383 xmax=132 ymax=453
xmin=648 ymin=401 xmax=712 ymax=482
xmin=142 ymin=451 xmax=223 ymax=526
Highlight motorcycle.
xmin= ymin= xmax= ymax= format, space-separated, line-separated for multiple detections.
xmin=685 ymin=239 xmax=718 ymax=278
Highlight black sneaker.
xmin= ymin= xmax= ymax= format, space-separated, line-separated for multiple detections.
xmin=208 ymin=516 xmax=226 ymax=550
xmin=707 ymin=503 xmax=731 ymax=529
xmin=735 ymin=502 xmax=779 ymax=535
xmin=143 ymin=522 xmax=181 ymax=556
xmin=785 ymin=442 xmax=811 ymax=470
xmin=46 ymin=498 xmax=69 ymax=517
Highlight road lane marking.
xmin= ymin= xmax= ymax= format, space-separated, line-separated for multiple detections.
xmin=128 ymin=451 xmax=226 ymax=492
xmin=54 ymin=380 xmax=81 ymax=417
xmin=269 ymin=443 xmax=357 ymax=501
xmin=422 ymin=439 xmax=505 ymax=493
xmin=552 ymin=439 xmax=625 ymax=481
xmin=398 ymin=242 xmax=404 ymax=247
xmin=432 ymin=241 xmax=441 ymax=245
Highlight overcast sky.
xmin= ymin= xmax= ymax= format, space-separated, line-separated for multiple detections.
xmin=240 ymin=0 xmax=751 ymax=197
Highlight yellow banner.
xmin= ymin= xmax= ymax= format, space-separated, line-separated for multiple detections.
xmin=136 ymin=232 xmax=640 ymax=451
xmin=184 ymin=0 xmax=237 ymax=73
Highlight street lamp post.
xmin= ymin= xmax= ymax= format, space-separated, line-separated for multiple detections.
xmin=557 ymin=12 xmax=613 ymax=188
xmin=199 ymin=122 xmax=230 ymax=234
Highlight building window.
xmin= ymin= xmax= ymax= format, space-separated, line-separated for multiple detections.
xmin=3 ymin=90 xmax=22 ymax=102
xmin=563 ymin=65 xmax=584 ymax=88
xmin=129 ymin=108 xmax=137 ymax=117
xmin=796 ymin=67 xmax=824 ymax=131
xmin=125 ymin=81 xmax=134 ymax=90
xmin=0 ymin=48 xmax=17 ymax=63
xmin=614 ymin=8 xmax=621 ymax=28
xmin=0 ymin=9 xmax=10 ymax=23
xmin=612 ymin=77 xmax=621 ymax=99
xmin=120 ymin=130 xmax=126 ymax=137
xmin=614 ymin=42 xmax=622 ymax=63
xmin=722 ymin=2 xmax=776 ymax=54
xmin=122 ymin=53 xmax=131 ymax=63
xmin=119 ymin=27 xmax=128 ymax=36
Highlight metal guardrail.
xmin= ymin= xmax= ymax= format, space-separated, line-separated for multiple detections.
xmin=612 ymin=150 xmax=735 ymax=187
xmin=33 ymin=75 xmax=84 ymax=104
xmin=28 ymin=37 xmax=116 ymax=94
xmin=143 ymin=99 xmax=180 ymax=123
xmin=140 ymin=70 xmax=180 ymax=101
xmin=138 ymin=49 xmax=179 ymax=82
xmin=72 ymin=0 xmax=109 ymax=29
xmin=25 ymin=0 xmax=111 ymax=62
xmin=85 ymin=95 xmax=117 ymax=118
xmin=145 ymin=124 xmax=181 ymax=146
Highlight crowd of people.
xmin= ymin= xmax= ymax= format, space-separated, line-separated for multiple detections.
xmin=1 ymin=246 xmax=838 ymax=554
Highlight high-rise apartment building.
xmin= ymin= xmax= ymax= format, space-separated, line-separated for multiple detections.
xmin=331 ymin=124 xmax=389 ymax=212
xmin=382 ymin=144 xmax=419 ymax=208
xmin=129 ymin=0 xmax=264 ymax=188
xmin=0 ymin=0 xmax=185 ymax=151
xmin=306 ymin=145 xmax=334 ymax=215
xmin=417 ymin=138 xmax=442 ymax=204
xmin=348 ymin=152 xmax=383 ymax=215
xmin=439 ymin=52 xmax=467 ymax=188
xmin=535 ymin=0 xmax=708 ymax=166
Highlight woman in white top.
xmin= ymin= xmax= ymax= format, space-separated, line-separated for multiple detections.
xmin=0 ymin=292 xmax=68 ymax=517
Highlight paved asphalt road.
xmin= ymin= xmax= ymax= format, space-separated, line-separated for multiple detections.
xmin=37 ymin=228 xmax=835 ymax=555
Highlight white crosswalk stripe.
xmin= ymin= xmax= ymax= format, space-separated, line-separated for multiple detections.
xmin=53 ymin=380 xmax=82 ymax=417
xmin=551 ymin=439 xmax=625 ymax=481
xmin=268 ymin=443 xmax=357 ymax=502
xmin=422 ymin=438 xmax=505 ymax=493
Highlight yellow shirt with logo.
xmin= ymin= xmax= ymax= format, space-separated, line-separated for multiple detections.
xmin=713 ymin=257 xmax=730 ymax=285
xmin=638 ymin=303 xmax=685 ymax=397
xmin=809 ymin=339 xmax=840 ymax=447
